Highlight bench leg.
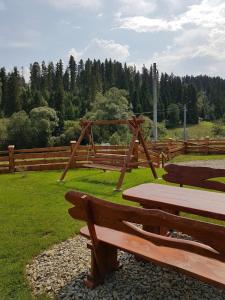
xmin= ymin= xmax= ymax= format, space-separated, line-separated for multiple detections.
xmin=85 ymin=242 xmax=119 ymax=288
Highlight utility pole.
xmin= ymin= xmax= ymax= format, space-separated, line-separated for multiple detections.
xmin=152 ymin=63 xmax=158 ymax=141
xmin=183 ymin=104 xmax=187 ymax=141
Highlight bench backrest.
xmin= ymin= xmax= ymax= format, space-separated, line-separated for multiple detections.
xmin=163 ymin=164 xmax=225 ymax=192
xmin=65 ymin=190 xmax=225 ymax=261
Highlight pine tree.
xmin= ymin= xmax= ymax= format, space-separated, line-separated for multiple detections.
xmin=63 ymin=68 xmax=70 ymax=91
xmin=47 ymin=62 xmax=55 ymax=93
xmin=141 ymin=65 xmax=151 ymax=112
xmin=5 ymin=68 xmax=22 ymax=116
xmin=30 ymin=62 xmax=41 ymax=91
xmin=0 ymin=67 xmax=7 ymax=114
xmin=69 ymin=55 xmax=77 ymax=92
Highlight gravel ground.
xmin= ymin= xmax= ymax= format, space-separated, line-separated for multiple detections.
xmin=175 ymin=159 xmax=225 ymax=169
xmin=26 ymin=234 xmax=225 ymax=300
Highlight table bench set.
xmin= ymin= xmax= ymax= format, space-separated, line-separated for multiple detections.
xmin=65 ymin=164 xmax=225 ymax=291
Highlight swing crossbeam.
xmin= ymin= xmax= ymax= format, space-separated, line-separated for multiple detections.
xmin=59 ymin=116 xmax=157 ymax=191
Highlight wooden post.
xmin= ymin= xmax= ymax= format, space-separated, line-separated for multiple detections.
xmin=161 ymin=152 xmax=164 ymax=168
xmin=70 ymin=141 xmax=76 ymax=167
xmin=133 ymin=139 xmax=139 ymax=168
xmin=8 ymin=145 xmax=15 ymax=173
xmin=59 ymin=122 xmax=91 ymax=182
xmin=205 ymin=136 xmax=209 ymax=155
xmin=157 ymin=153 xmax=160 ymax=168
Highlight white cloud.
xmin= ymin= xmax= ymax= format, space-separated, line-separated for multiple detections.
xmin=0 ymin=0 xmax=5 ymax=11
xmin=116 ymin=0 xmax=156 ymax=16
xmin=116 ymin=0 xmax=225 ymax=76
xmin=117 ymin=0 xmax=225 ymax=32
xmin=117 ymin=16 xmax=182 ymax=32
xmin=68 ymin=38 xmax=130 ymax=62
xmin=150 ymin=25 xmax=225 ymax=76
xmin=88 ymin=38 xmax=130 ymax=61
xmin=68 ymin=48 xmax=82 ymax=61
xmin=48 ymin=0 xmax=101 ymax=10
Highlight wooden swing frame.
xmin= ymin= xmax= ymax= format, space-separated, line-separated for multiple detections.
xmin=59 ymin=116 xmax=157 ymax=191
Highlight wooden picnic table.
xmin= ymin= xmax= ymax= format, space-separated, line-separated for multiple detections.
xmin=123 ymin=183 xmax=225 ymax=233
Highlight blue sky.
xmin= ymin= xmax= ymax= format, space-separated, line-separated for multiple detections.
xmin=1 ymin=0 xmax=225 ymax=80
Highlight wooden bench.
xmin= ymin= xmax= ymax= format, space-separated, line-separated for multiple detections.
xmin=163 ymin=164 xmax=225 ymax=192
xmin=65 ymin=190 xmax=225 ymax=290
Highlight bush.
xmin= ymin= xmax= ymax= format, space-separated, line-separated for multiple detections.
xmin=7 ymin=111 xmax=33 ymax=148
xmin=212 ymin=122 xmax=225 ymax=137
xmin=0 ymin=118 xmax=9 ymax=149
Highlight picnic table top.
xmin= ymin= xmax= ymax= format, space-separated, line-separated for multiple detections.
xmin=122 ymin=183 xmax=225 ymax=221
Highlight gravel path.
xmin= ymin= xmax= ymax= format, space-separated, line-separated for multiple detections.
xmin=175 ymin=159 xmax=225 ymax=169
xmin=26 ymin=235 xmax=225 ymax=300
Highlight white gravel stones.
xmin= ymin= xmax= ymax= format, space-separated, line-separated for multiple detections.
xmin=26 ymin=234 xmax=225 ymax=300
xmin=175 ymin=159 xmax=225 ymax=169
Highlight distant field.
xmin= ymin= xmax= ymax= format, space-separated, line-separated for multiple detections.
xmin=166 ymin=121 xmax=214 ymax=139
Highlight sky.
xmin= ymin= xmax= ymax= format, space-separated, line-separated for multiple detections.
xmin=1 ymin=0 xmax=225 ymax=80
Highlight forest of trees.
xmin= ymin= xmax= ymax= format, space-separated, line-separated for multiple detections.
xmin=1 ymin=56 xmax=225 ymax=149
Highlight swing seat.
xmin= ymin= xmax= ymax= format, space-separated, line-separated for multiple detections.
xmin=59 ymin=117 xmax=157 ymax=191
xmin=81 ymin=163 xmax=128 ymax=172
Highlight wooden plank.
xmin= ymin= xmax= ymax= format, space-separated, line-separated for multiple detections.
xmin=123 ymin=183 xmax=225 ymax=221
xmin=14 ymin=145 xmax=69 ymax=153
xmin=81 ymin=163 xmax=122 ymax=171
xmin=0 ymin=156 xmax=9 ymax=162
xmin=14 ymin=151 xmax=71 ymax=160
xmin=80 ymin=225 xmax=225 ymax=289
xmin=0 ymin=150 xmax=8 ymax=155
xmin=163 ymin=164 xmax=225 ymax=192
xmin=15 ymin=158 xmax=69 ymax=166
xmin=95 ymin=145 xmax=128 ymax=150
xmin=19 ymin=163 xmax=66 ymax=171
xmin=66 ymin=191 xmax=225 ymax=289
xmin=80 ymin=118 xmax=145 ymax=126
xmin=93 ymin=154 xmax=132 ymax=161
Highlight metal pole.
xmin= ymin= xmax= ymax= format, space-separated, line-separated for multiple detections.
xmin=153 ymin=63 xmax=158 ymax=141
xmin=183 ymin=104 xmax=187 ymax=141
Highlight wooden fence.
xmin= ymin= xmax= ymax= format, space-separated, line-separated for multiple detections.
xmin=1 ymin=138 xmax=225 ymax=174
xmin=0 ymin=142 xmax=161 ymax=174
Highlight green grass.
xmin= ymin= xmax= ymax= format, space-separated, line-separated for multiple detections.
xmin=1 ymin=165 xmax=225 ymax=299
xmin=166 ymin=121 xmax=214 ymax=139
xmin=0 ymin=168 xmax=164 ymax=300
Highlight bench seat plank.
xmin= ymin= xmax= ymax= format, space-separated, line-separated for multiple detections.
xmin=80 ymin=225 xmax=225 ymax=289
xmin=81 ymin=163 xmax=123 ymax=171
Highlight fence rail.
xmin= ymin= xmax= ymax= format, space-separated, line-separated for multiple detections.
xmin=1 ymin=138 xmax=225 ymax=174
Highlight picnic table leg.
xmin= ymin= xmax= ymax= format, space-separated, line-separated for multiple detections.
xmin=85 ymin=242 xmax=119 ymax=288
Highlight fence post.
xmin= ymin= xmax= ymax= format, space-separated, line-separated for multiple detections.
xmin=70 ymin=141 xmax=76 ymax=167
xmin=8 ymin=145 xmax=15 ymax=173
xmin=133 ymin=139 xmax=139 ymax=168
xmin=205 ymin=136 xmax=209 ymax=155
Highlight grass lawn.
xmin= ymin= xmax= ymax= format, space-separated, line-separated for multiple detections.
xmin=0 ymin=168 xmax=165 ymax=300
xmin=1 ymin=163 xmax=225 ymax=300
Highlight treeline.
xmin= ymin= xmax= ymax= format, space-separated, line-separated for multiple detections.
xmin=1 ymin=56 xmax=225 ymax=123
